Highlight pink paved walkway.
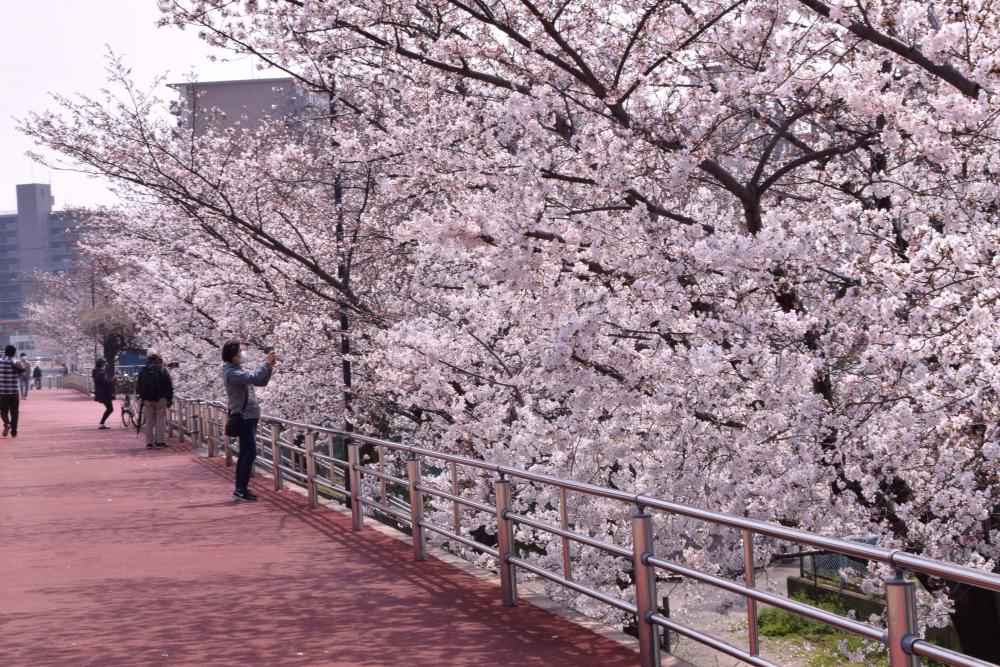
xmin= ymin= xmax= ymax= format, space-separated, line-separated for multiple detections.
xmin=0 ymin=390 xmax=637 ymax=667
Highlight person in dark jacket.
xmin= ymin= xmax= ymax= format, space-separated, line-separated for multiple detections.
xmin=137 ymin=350 xmax=174 ymax=449
xmin=222 ymin=340 xmax=276 ymax=501
xmin=32 ymin=364 xmax=42 ymax=390
xmin=18 ymin=353 xmax=30 ymax=399
xmin=92 ymin=359 xmax=115 ymax=430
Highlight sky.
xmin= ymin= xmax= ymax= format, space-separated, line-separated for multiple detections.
xmin=0 ymin=0 xmax=270 ymax=212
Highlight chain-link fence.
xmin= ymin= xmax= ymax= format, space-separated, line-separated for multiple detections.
xmin=800 ymin=537 xmax=876 ymax=589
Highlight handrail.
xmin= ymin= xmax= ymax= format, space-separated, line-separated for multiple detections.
xmin=167 ymin=397 xmax=1000 ymax=667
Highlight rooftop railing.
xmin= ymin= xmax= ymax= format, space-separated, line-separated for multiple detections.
xmin=166 ymin=397 xmax=1000 ymax=667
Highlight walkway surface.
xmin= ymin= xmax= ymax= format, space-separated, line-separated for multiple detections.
xmin=0 ymin=390 xmax=637 ymax=667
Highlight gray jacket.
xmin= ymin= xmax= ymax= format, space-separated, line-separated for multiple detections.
xmin=222 ymin=361 xmax=272 ymax=420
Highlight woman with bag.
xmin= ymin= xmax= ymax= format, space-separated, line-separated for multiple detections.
xmin=92 ymin=359 xmax=116 ymax=430
xmin=222 ymin=341 xmax=276 ymax=501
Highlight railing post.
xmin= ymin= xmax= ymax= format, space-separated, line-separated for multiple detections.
xmin=495 ymin=476 xmax=517 ymax=607
xmin=206 ymin=406 xmax=217 ymax=457
xmin=200 ymin=404 xmax=208 ymax=450
xmin=213 ymin=406 xmax=221 ymax=456
xmin=305 ymin=431 xmax=317 ymax=508
xmin=632 ymin=506 xmax=660 ymax=667
xmin=348 ymin=440 xmax=363 ymax=530
xmin=407 ymin=453 xmax=426 ymax=561
xmin=200 ymin=404 xmax=208 ymax=454
xmin=197 ymin=403 xmax=205 ymax=448
xmin=203 ymin=404 xmax=210 ymax=450
xmin=559 ymin=487 xmax=572 ymax=580
xmin=743 ymin=529 xmax=759 ymax=655
xmin=225 ymin=426 xmax=234 ymax=467
xmin=271 ymin=423 xmax=282 ymax=491
xmin=450 ymin=461 xmax=460 ymax=534
xmin=178 ymin=402 xmax=186 ymax=444
xmin=885 ymin=568 xmax=919 ymax=667
xmin=378 ymin=444 xmax=387 ymax=507
xmin=194 ymin=403 xmax=202 ymax=449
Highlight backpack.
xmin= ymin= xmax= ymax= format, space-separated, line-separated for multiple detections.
xmin=136 ymin=365 xmax=164 ymax=401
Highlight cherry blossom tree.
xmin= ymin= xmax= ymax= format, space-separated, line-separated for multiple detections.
xmin=26 ymin=248 xmax=139 ymax=376
xmin=22 ymin=0 xmax=1000 ymax=657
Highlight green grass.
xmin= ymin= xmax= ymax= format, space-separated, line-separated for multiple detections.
xmin=757 ymin=594 xmax=887 ymax=666
xmin=757 ymin=594 xmax=951 ymax=667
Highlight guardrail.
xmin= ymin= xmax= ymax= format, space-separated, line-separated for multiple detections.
xmin=29 ymin=375 xmax=66 ymax=390
xmin=166 ymin=397 xmax=999 ymax=667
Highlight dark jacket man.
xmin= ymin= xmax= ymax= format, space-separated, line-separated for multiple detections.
xmin=137 ymin=354 xmax=174 ymax=449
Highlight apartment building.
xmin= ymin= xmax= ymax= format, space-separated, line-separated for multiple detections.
xmin=0 ymin=183 xmax=78 ymax=351
xmin=167 ymin=76 xmax=325 ymax=135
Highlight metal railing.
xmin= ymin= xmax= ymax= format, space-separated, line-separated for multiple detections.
xmin=167 ymin=397 xmax=1000 ymax=667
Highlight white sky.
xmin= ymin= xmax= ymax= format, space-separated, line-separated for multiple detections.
xmin=0 ymin=0 xmax=271 ymax=212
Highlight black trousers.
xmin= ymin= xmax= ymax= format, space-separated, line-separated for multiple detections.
xmin=235 ymin=418 xmax=259 ymax=492
xmin=0 ymin=394 xmax=19 ymax=434
xmin=99 ymin=400 xmax=113 ymax=424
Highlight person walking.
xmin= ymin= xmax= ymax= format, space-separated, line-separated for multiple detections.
xmin=222 ymin=341 xmax=276 ymax=501
xmin=1 ymin=345 xmax=23 ymax=438
xmin=18 ymin=353 xmax=30 ymax=400
xmin=92 ymin=359 xmax=115 ymax=430
xmin=32 ymin=364 xmax=42 ymax=390
xmin=136 ymin=350 xmax=173 ymax=449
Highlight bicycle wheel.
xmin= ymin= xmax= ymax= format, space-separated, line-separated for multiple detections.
xmin=121 ymin=406 xmax=131 ymax=428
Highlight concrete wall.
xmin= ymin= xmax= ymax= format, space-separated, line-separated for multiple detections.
xmin=63 ymin=374 xmax=92 ymax=395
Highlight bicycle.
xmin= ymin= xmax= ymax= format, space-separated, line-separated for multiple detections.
xmin=120 ymin=393 xmax=141 ymax=429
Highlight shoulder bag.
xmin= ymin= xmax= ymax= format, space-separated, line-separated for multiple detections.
xmin=225 ymin=388 xmax=249 ymax=437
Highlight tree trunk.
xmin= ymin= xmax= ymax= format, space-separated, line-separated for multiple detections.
xmin=950 ymin=586 xmax=1000 ymax=660
xmin=102 ymin=334 xmax=125 ymax=378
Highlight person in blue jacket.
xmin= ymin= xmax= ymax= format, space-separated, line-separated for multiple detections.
xmin=222 ymin=341 xmax=277 ymax=501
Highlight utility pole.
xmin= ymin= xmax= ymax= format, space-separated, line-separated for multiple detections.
xmin=91 ymin=267 xmax=97 ymax=361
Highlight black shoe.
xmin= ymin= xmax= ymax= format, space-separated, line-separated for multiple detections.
xmin=146 ymin=443 xmax=155 ymax=449
xmin=2 ymin=425 xmax=8 ymax=437
xmin=232 ymin=490 xmax=257 ymax=502
xmin=154 ymin=442 xmax=168 ymax=449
